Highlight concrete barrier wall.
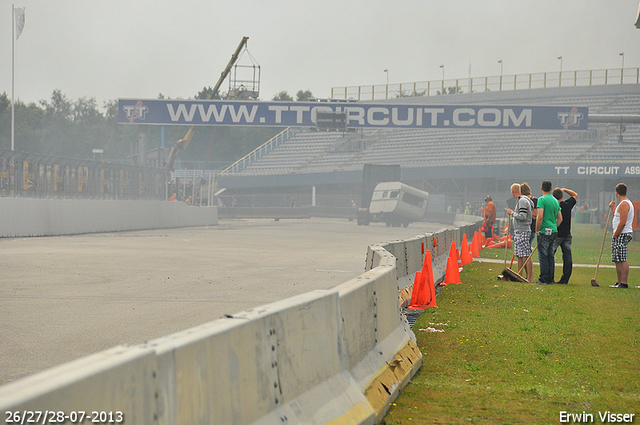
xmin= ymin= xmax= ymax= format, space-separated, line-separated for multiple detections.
xmin=367 ymin=220 xmax=481 ymax=300
xmin=0 ymin=198 xmax=218 ymax=237
xmin=0 ymin=345 xmax=158 ymax=423
xmin=337 ymin=246 xmax=421 ymax=423
xmin=0 ymin=219 xmax=482 ymax=425
xmin=148 ymin=290 xmax=374 ymax=425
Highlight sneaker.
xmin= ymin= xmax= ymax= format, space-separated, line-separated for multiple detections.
xmin=610 ymin=283 xmax=628 ymax=288
xmin=556 ymin=280 xmax=568 ymax=285
xmin=534 ymin=280 xmax=549 ymax=285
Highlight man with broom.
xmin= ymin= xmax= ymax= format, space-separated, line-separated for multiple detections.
xmin=507 ymin=183 xmax=535 ymax=282
xmin=609 ymin=183 xmax=635 ymax=288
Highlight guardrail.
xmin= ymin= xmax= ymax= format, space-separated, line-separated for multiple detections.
xmin=0 ymin=149 xmax=166 ymax=200
xmin=331 ymin=67 xmax=640 ymax=101
xmin=219 ymin=127 xmax=292 ymax=176
xmin=0 ymin=218 xmax=482 ymax=424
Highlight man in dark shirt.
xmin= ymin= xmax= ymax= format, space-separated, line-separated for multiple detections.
xmin=552 ymin=187 xmax=578 ymax=284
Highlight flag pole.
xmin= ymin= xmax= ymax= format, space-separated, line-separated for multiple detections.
xmin=11 ymin=4 xmax=15 ymax=151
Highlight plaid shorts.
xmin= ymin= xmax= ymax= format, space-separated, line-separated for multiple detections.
xmin=514 ymin=231 xmax=532 ymax=258
xmin=611 ymin=233 xmax=633 ymax=263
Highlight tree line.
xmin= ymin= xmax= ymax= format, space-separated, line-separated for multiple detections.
xmin=0 ymin=88 xmax=313 ymax=168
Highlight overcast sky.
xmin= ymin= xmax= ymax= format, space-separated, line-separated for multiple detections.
xmin=2 ymin=0 xmax=639 ymax=109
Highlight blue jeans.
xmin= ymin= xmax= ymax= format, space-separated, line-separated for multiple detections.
xmin=537 ymin=233 xmax=557 ymax=283
xmin=553 ymin=236 xmax=572 ymax=283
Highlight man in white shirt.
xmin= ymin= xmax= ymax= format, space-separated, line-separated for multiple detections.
xmin=609 ymin=183 xmax=635 ymax=288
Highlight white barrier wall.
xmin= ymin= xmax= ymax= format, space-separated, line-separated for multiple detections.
xmin=337 ymin=246 xmax=421 ymax=423
xmin=0 ymin=198 xmax=218 ymax=237
xmin=0 ymin=220 xmax=482 ymax=425
xmin=0 ymin=345 xmax=158 ymax=423
xmin=148 ymin=291 xmax=372 ymax=425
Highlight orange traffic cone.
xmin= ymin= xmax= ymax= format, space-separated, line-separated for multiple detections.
xmin=443 ymin=254 xmax=462 ymax=285
xmin=469 ymin=232 xmax=476 ymax=258
xmin=471 ymin=232 xmax=480 ymax=257
xmin=407 ymin=250 xmax=437 ymax=309
xmin=449 ymin=241 xmax=460 ymax=267
xmin=489 ymin=240 xmax=506 ymax=249
xmin=413 ymin=270 xmax=422 ymax=292
xmin=460 ymin=234 xmax=472 ymax=266
xmin=442 ymin=242 xmax=458 ymax=286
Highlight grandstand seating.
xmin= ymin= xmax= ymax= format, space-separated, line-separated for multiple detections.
xmin=226 ymin=89 xmax=640 ymax=176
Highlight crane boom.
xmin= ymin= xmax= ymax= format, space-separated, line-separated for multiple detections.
xmin=166 ymin=36 xmax=249 ymax=171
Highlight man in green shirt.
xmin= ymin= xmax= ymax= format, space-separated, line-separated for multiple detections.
xmin=535 ymin=181 xmax=562 ymax=284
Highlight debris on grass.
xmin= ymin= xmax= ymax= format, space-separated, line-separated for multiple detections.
xmin=419 ymin=327 xmax=445 ymax=333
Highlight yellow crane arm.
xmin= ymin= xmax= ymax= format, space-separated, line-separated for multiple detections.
xmin=166 ymin=37 xmax=249 ymax=171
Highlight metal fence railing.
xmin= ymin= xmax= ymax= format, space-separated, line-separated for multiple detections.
xmin=0 ymin=149 xmax=167 ymax=200
xmin=219 ymin=127 xmax=292 ymax=175
xmin=331 ymin=67 xmax=640 ymax=101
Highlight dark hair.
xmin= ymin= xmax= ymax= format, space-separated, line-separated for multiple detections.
xmin=552 ymin=188 xmax=563 ymax=200
xmin=541 ymin=181 xmax=552 ymax=192
xmin=520 ymin=183 xmax=531 ymax=196
xmin=615 ymin=183 xmax=627 ymax=196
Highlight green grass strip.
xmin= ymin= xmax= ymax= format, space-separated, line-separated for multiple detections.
xmin=385 ymin=226 xmax=640 ymax=424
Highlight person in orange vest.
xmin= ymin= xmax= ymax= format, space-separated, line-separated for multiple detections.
xmin=483 ymin=195 xmax=496 ymax=239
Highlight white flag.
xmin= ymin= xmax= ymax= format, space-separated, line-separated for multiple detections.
xmin=14 ymin=7 xmax=26 ymax=40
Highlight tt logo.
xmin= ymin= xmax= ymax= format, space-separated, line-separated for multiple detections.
xmin=123 ymin=101 xmax=149 ymax=123
xmin=557 ymin=107 xmax=584 ymax=130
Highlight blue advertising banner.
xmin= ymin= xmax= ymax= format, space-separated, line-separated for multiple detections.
xmin=118 ymin=99 xmax=588 ymax=130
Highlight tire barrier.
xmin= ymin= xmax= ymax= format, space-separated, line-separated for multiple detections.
xmin=0 ymin=198 xmax=218 ymax=237
xmin=0 ymin=219 xmax=482 ymax=425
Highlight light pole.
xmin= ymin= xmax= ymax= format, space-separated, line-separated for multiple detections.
xmin=498 ymin=60 xmax=503 ymax=90
xmin=557 ymin=56 xmax=563 ymax=86
xmin=620 ymin=52 xmax=625 ymax=84
xmin=557 ymin=56 xmax=563 ymax=73
xmin=383 ymin=69 xmax=389 ymax=98
xmin=439 ymin=64 xmax=444 ymax=93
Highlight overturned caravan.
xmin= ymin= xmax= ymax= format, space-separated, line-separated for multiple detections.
xmin=368 ymin=182 xmax=429 ymax=227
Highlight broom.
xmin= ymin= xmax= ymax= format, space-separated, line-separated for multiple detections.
xmin=501 ymin=214 xmax=528 ymax=283
xmin=591 ymin=207 xmax=612 ymax=287
xmin=516 ymin=245 xmax=537 ymax=281
xmin=503 ymin=255 xmax=528 ymax=282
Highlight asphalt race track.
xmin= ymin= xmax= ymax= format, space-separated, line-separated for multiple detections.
xmin=0 ymin=218 xmax=451 ymax=385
